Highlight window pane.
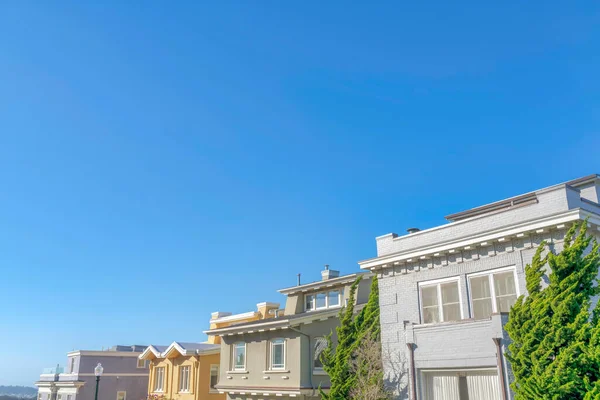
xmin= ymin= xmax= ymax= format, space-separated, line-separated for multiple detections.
xmin=440 ymin=282 xmax=459 ymax=304
xmin=443 ymin=303 xmax=461 ymax=322
xmin=473 ymin=298 xmax=493 ymax=319
xmin=497 ymin=294 xmax=518 ymax=312
xmin=328 ymin=291 xmax=340 ymax=307
xmin=314 ymin=337 xmax=327 ymax=369
xmin=470 ymin=276 xmax=491 ymax=299
xmin=272 ymin=340 xmax=284 ymax=368
xmin=234 ymin=343 xmax=245 ymax=369
xmin=494 ymin=272 xmax=516 ymax=297
xmin=306 ymin=295 xmax=314 ymax=310
xmin=316 ymin=292 xmax=327 ymax=308
xmin=421 ymin=286 xmax=438 ymax=307
xmin=422 ymin=306 xmax=440 ymax=324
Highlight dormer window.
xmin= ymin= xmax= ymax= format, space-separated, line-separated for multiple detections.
xmin=305 ymin=290 xmax=342 ymax=311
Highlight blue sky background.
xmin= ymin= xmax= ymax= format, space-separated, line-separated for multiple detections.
xmin=1 ymin=1 xmax=599 ymax=386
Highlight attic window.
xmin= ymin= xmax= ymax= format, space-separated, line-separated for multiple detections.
xmin=305 ymin=290 xmax=342 ymax=311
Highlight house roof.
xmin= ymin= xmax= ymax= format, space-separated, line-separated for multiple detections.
xmin=278 ymin=271 xmax=372 ymax=295
xmin=445 ymin=174 xmax=600 ymax=222
xmin=139 ymin=342 xmax=219 ymax=360
xmin=204 ymin=304 xmax=365 ymax=336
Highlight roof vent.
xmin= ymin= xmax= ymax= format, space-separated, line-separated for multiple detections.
xmin=407 ymin=228 xmax=420 ymax=234
xmin=321 ymin=264 xmax=340 ymax=280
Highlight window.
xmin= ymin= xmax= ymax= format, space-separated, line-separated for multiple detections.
xmin=270 ymin=339 xmax=285 ymax=370
xmin=233 ymin=342 xmax=246 ymax=370
xmin=154 ymin=367 xmax=165 ymax=392
xmin=313 ymin=337 xmax=327 ymax=371
xmin=179 ymin=366 xmax=190 ymax=392
xmin=305 ymin=290 xmax=342 ymax=311
xmin=209 ymin=365 xmax=219 ymax=391
xmin=38 ymin=394 xmax=42 ymax=400
xmin=57 ymin=395 xmax=62 ymax=400
xmin=116 ymin=392 xmax=126 ymax=400
xmin=69 ymin=358 xmax=75 ymax=373
xmin=469 ymin=268 xmax=518 ymax=319
xmin=67 ymin=396 xmax=72 ymax=400
xmin=137 ymin=359 xmax=146 ymax=369
xmin=419 ymin=278 xmax=462 ymax=324
xmin=306 ymin=294 xmax=315 ymax=310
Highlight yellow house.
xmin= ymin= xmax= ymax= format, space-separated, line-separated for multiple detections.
xmin=140 ymin=303 xmax=280 ymax=400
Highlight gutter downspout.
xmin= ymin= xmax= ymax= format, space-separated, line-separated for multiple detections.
xmin=289 ymin=326 xmax=315 ymax=396
xmin=406 ymin=343 xmax=417 ymax=400
xmin=493 ymin=338 xmax=508 ymax=400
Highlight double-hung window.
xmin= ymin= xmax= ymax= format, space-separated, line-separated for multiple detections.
xmin=179 ymin=366 xmax=190 ymax=392
xmin=116 ymin=392 xmax=126 ymax=400
xmin=233 ymin=342 xmax=246 ymax=371
xmin=270 ymin=339 xmax=285 ymax=370
xmin=154 ymin=367 xmax=165 ymax=392
xmin=419 ymin=277 xmax=462 ymax=324
xmin=469 ymin=267 xmax=518 ymax=319
xmin=305 ymin=290 xmax=342 ymax=311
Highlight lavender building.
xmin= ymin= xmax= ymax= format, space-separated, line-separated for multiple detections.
xmin=35 ymin=346 xmax=149 ymax=400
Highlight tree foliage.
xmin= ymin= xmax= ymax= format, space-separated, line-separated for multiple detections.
xmin=320 ymin=275 xmax=388 ymax=399
xmin=505 ymin=220 xmax=600 ymax=400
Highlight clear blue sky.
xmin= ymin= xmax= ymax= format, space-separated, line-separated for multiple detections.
xmin=1 ymin=1 xmax=599 ymax=386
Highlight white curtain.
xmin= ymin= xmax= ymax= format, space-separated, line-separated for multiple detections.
xmin=466 ymin=373 xmax=501 ymax=400
xmin=425 ymin=374 xmax=460 ymax=400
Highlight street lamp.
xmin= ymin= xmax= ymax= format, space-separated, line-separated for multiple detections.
xmin=94 ymin=363 xmax=104 ymax=400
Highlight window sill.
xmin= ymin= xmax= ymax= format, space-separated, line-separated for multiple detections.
xmin=227 ymin=370 xmax=249 ymax=374
xmin=313 ymin=370 xmax=327 ymax=376
xmin=208 ymin=390 xmax=219 ymax=394
xmin=262 ymin=370 xmax=290 ymax=374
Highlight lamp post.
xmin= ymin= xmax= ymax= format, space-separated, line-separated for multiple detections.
xmin=94 ymin=363 xmax=104 ymax=400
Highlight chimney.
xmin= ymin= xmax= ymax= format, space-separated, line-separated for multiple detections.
xmin=407 ymin=227 xmax=420 ymax=234
xmin=321 ymin=264 xmax=340 ymax=280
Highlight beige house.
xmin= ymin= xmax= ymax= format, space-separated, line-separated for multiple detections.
xmin=205 ymin=266 xmax=373 ymax=400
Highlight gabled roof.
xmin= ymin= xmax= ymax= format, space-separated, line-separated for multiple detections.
xmin=139 ymin=345 xmax=169 ymax=360
xmin=139 ymin=342 xmax=219 ymax=360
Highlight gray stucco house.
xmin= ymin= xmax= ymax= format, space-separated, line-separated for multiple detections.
xmin=35 ymin=345 xmax=149 ymax=400
xmin=359 ymin=174 xmax=600 ymax=400
xmin=205 ymin=266 xmax=373 ymax=400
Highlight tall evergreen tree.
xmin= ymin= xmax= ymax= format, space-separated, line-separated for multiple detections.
xmin=321 ymin=275 xmax=386 ymax=399
xmin=505 ymin=220 xmax=600 ymax=400
xmin=320 ymin=276 xmax=362 ymax=399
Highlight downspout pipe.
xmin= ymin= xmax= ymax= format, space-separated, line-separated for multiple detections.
xmin=289 ymin=326 xmax=315 ymax=396
xmin=493 ymin=337 xmax=508 ymax=400
xmin=406 ymin=343 xmax=417 ymax=400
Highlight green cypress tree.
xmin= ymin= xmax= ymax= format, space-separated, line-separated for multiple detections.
xmin=320 ymin=276 xmax=362 ymax=399
xmin=505 ymin=220 xmax=600 ymax=400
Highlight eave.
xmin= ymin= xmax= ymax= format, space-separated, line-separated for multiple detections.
xmin=359 ymin=209 xmax=600 ymax=272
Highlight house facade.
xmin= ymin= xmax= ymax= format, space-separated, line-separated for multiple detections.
xmin=35 ymin=345 xmax=149 ymax=400
xmin=205 ymin=267 xmax=373 ymax=400
xmin=359 ymin=174 xmax=600 ymax=400
xmin=140 ymin=304 xmax=280 ymax=400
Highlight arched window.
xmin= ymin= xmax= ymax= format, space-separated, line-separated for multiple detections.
xmin=313 ymin=337 xmax=327 ymax=371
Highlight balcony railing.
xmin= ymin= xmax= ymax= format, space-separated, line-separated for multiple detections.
xmin=42 ymin=366 xmax=64 ymax=374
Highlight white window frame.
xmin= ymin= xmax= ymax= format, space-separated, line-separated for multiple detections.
xmin=154 ymin=367 xmax=165 ymax=392
xmin=467 ymin=266 xmax=519 ymax=318
xmin=313 ymin=336 xmax=327 ymax=373
xmin=418 ymin=276 xmax=464 ymax=324
xmin=233 ymin=342 xmax=247 ymax=371
xmin=116 ymin=392 xmax=126 ymax=400
xmin=270 ymin=338 xmax=286 ymax=370
xmin=305 ymin=290 xmax=342 ymax=312
xmin=179 ymin=365 xmax=190 ymax=392
xmin=137 ymin=359 xmax=146 ymax=369
xmin=209 ymin=364 xmax=219 ymax=392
